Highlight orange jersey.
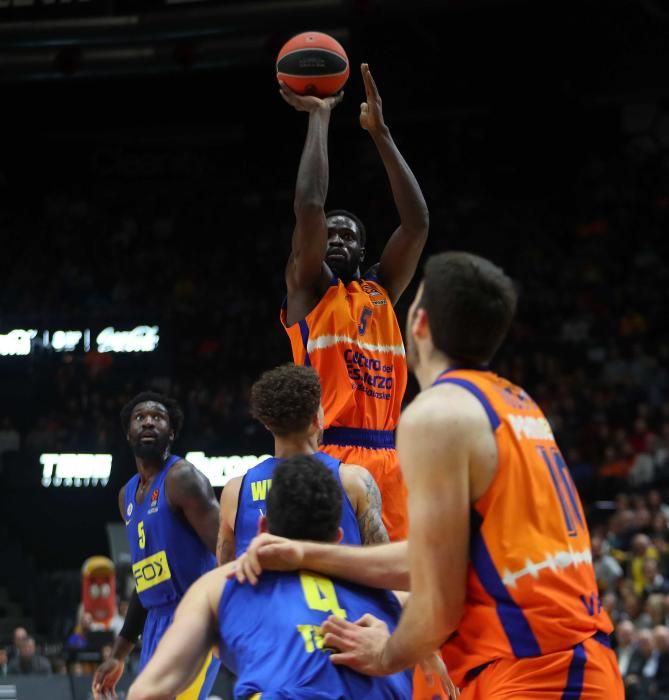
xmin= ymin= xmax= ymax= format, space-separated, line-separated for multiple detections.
xmin=281 ymin=276 xmax=408 ymax=436
xmin=433 ymin=368 xmax=613 ymax=688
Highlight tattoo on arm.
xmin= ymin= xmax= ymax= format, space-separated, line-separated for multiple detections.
xmin=216 ymin=534 xmax=235 ymax=566
xmin=357 ymin=472 xmax=390 ymax=545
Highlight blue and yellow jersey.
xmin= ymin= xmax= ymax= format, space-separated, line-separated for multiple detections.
xmin=123 ymin=455 xmax=216 ymax=609
xmin=219 ymin=570 xmax=413 ymax=699
xmin=234 ymin=451 xmax=361 ymax=557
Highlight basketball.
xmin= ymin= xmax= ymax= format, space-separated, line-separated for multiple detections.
xmin=276 ymin=31 xmax=349 ymax=98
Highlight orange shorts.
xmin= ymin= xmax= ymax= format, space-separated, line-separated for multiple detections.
xmin=322 ymin=444 xmax=408 ymax=541
xmin=461 ymin=635 xmax=624 ymax=699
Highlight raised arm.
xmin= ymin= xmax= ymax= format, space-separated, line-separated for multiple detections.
xmin=127 ymin=568 xmax=229 ymax=700
xmin=339 ymin=464 xmax=390 ymax=545
xmin=216 ymin=476 xmax=242 ymax=565
xmin=166 ymin=460 xmax=220 ymax=555
xmin=283 ymin=86 xmax=344 ymax=325
xmin=360 ymin=63 xmax=429 ymax=304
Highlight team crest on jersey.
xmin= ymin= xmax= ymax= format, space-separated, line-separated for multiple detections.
xmin=361 ymin=282 xmax=381 ymax=297
xmin=126 ymin=503 xmax=133 ymax=517
xmin=148 ymin=489 xmax=160 ymax=514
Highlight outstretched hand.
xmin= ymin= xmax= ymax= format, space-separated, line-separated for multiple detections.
xmin=359 ymin=63 xmax=386 ymax=134
xmin=279 ymin=82 xmax=344 ymax=113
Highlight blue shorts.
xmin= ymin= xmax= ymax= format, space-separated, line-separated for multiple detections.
xmin=140 ymin=603 xmax=221 ymax=700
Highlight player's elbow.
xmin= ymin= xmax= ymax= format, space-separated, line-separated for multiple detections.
xmin=423 ymin=590 xmax=464 ymax=645
xmin=293 ymin=196 xmax=324 ymax=218
xmin=127 ymin=681 xmax=162 ymax=700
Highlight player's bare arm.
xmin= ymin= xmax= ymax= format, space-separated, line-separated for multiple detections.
xmin=127 ymin=566 xmax=232 ymax=700
xmin=360 ymin=63 xmax=429 ymax=304
xmin=216 ymin=476 xmax=242 ymax=565
xmin=339 ymin=464 xmax=390 ymax=544
xmin=283 ymin=84 xmax=344 ymax=325
xmin=165 ymin=460 xmax=220 ymax=555
xmin=323 ymin=387 xmax=495 ymax=674
xmin=233 ymin=533 xmax=409 ymax=590
xmin=93 ymin=486 xmax=148 ymax=695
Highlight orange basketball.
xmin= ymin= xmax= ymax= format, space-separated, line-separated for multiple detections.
xmin=276 ymin=31 xmax=349 ymax=98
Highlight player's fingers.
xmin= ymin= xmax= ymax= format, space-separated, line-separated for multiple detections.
xmin=322 ymin=631 xmax=352 ymax=652
xmin=353 ymin=613 xmax=378 ymax=627
xmin=322 ymin=616 xmax=358 ymax=634
xmin=329 ymin=651 xmax=360 ymax=668
xmin=238 ymin=554 xmax=259 ymax=585
xmin=361 ymin=62 xmax=371 ymax=93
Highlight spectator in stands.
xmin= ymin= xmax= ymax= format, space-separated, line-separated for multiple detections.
xmin=643 ymin=558 xmax=669 ymax=596
xmin=7 ymin=627 xmax=27 ymax=662
xmin=109 ymin=598 xmax=128 ymax=637
xmin=52 ymin=657 xmax=67 ymax=675
xmin=625 ymin=628 xmax=656 ymax=698
xmin=7 ymin=636 xmax=51 ymax=675
xmin=593 ymin=534 xmax=624 ymax=592
xmin=616 ymin=620 xmax=637 ymax=676
xmin=631 ymin=534 xmax=660 ymax=595
xmin=0 ymin=647 xmax=8 ymax=677
xmin=654 ymin=625 xmax=669 ymax=699
xmin=66 ymin=611 xmax=93 ymax=649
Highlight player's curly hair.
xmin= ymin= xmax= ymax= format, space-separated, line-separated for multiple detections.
xmin=250 ymin=364 xmax=321 ymax=436
xmin=119 ymin=391 xmax=184 ymax=438
xmin=419 ymin=251 xmax=518 ymax=366
xmin=266 ymin=455 xmax=342 ymax=542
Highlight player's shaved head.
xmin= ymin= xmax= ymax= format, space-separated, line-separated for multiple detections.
xmin=266 ymin=455 xmax=342 ymax=542
xmin=250 ymin=364 xmax=321 ymax=436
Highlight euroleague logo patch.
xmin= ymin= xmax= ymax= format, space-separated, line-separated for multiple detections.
xmin=127 ymin=503 xmax=133 ymax=517
xmin=148 ymin=488 xmax=160 ymax=514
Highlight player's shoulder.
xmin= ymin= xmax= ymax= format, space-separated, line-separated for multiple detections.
xmin=338 ymin=463 xmax=368 ymax=491
xmin=185 ymin=563 xmax=234 ymax=616
xmin=220 ymin=476 xmax=243 ymax=507
xmin=401 ymin=381 xmax=490 ymax=436
xmin=165 ymin=457 xmax=213 ymax=498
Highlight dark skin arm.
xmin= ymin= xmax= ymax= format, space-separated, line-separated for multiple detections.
xmin=165 ymin=459 xmax=220 ymax=555
xmin=93 ymin=486 xmax=144 ymax=695
xmin=360 ymin=64 xmax=429 ymax=304
xmin=283 ymin=86 xmax=344 ymax=326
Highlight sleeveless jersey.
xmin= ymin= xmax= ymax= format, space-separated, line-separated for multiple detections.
xmin=219 ymin=570 xmax=413 ymax=699
xmin=433 ymin=369 xmax=613 ymax=686
xmin=123 ymin=455 xmax=216 ymax=609
xmin=234 ymin=451 xmax=361 ymax=557
xmin=281 ymin=275 xmax=407 ymax=439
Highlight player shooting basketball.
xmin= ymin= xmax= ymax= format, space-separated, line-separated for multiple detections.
xmin=280 ymin=63 xmax=429 ymax=545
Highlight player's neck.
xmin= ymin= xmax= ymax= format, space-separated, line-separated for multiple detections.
xmin=135 ymin=454 xmax=167 ymax=483
xmin=274 ymin=434 xmax=319 ymax=459
xmin=415 ymin=353 xmax=452 ymax=391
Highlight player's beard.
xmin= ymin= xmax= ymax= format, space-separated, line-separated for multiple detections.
xmin=131 ymin=433 xmax=171 ymax=460
xmin=326 ymin=253 xmax=358 ymax=282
